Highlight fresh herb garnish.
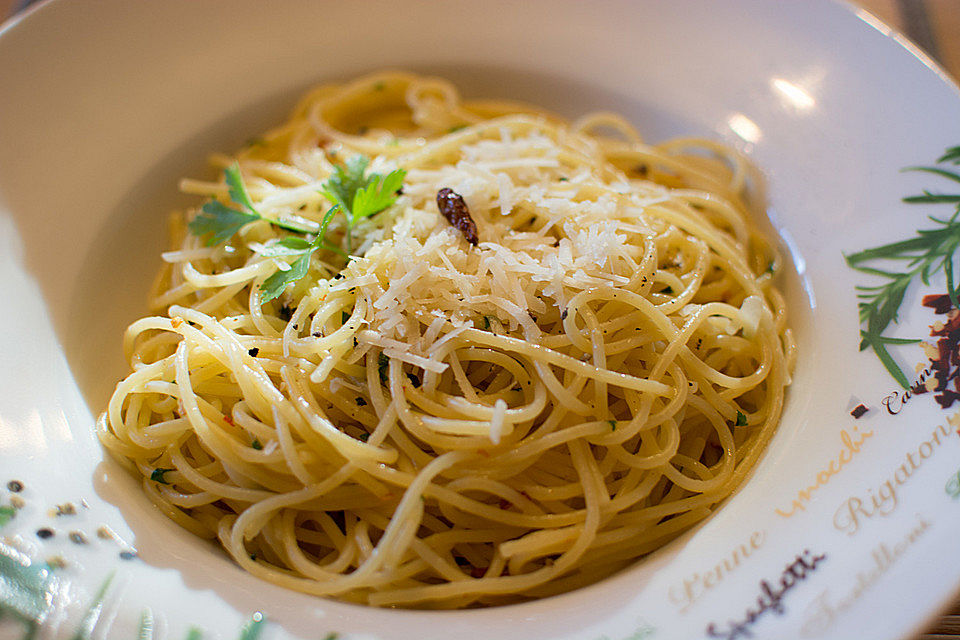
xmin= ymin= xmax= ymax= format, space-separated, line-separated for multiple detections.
xmin=320 ymin=155 xmax=406 ymax=251
xmin=150 ymin=468 xmax=174 ymax=484
xmin=251 ymin=439 xmax=263 ymax=450
xmin=608 ymin=420 xmax=617 ymax=431
xmin=188 ymin=159 xmax=404 ymax=304
xmin=259 ymin=250 xmax=314 ymax=303
xmin=846 ymin=145 xmax=960 ymax=388
xmin=189 ymin=200 xmax=259 ymax=247
xmin=188 ymin=164 xmax=313 ymax=246
xmin=735 ymin=410 xmax=747 ymax=427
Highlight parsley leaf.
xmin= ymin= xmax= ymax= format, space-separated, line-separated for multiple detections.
xmin=735 ymin=411 xmax=748 ymax=426
xmin=189 ymin=201 xmax=259 ymax=247
xmin=188 ymin=158 xmax=405 ymax=305
xmin=255 ymin=237 xmax=314 ymax=257
xmin=188 ymin=163 xmax=262 ymax=246
xmin=189 ymin=163 xmax=316 ymax=247
xmin=323 ymin=155 xmax=371 ymax=211
xmin=260 ymin=251 xmax=313 ymax=303
xmin=254 ymin=204 xmax=346 ymax=302
xmin=352 ymin=168 xmax=406 ymax=222
xmin=225 ymin=162 xmax=259 ymax=213
xmin=316 ymin=202 xmax=342 ymax=245
xmin=320 ymin=155 xmax=406 ymax=250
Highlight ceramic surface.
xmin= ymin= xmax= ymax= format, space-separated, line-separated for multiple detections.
xmin=1 ymin=1 xmax=959 ymax=639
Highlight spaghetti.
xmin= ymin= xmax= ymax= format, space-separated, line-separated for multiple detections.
xmin=98 ymin=71 xmax=795 ymax=608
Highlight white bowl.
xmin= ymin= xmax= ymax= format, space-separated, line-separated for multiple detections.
xmin=1 ymin=1 xmax=959 ymax=639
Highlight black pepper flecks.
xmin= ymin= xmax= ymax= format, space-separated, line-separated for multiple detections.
xmin=7 ymin=480 xmax=23 ymax=493
xmin=119 ymin=550 xmax=138 ymax=561
xmin=248 ymin=347 xmax=259 ymax=357
xmin=68 ymin=531 xmax=87 ymax=545
xmin=36 ymin=528 xmax=54 ymax=540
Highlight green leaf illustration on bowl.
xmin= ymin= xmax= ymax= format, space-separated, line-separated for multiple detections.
xmin=847 ymin=145 xmax=960 ymax=388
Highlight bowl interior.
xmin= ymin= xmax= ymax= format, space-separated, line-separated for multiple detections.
xmin=1 ymin=1 xmax=958 ymax=639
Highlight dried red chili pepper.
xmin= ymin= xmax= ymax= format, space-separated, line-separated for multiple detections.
xmin=436 ymin=188 xmax=479 ymax=245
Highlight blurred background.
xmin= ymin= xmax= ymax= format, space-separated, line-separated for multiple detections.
xmin=857 ymin=0 xmax=959 ymax=80
xmin=0 ymin=0 xmax=958 ymax=638
xmin=1 ymin=0 xmax=958 ymax=84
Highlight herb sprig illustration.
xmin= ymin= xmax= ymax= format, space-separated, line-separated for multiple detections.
xmin=847 ymin=145 xmax=960 ymax=388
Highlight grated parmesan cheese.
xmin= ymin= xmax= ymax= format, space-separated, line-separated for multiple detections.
xmin=327 ymin=128 xmax=708 ymax=381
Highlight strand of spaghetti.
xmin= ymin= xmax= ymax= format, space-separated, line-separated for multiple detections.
xmin=456 ymin=328 xmax=674 ymax=395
